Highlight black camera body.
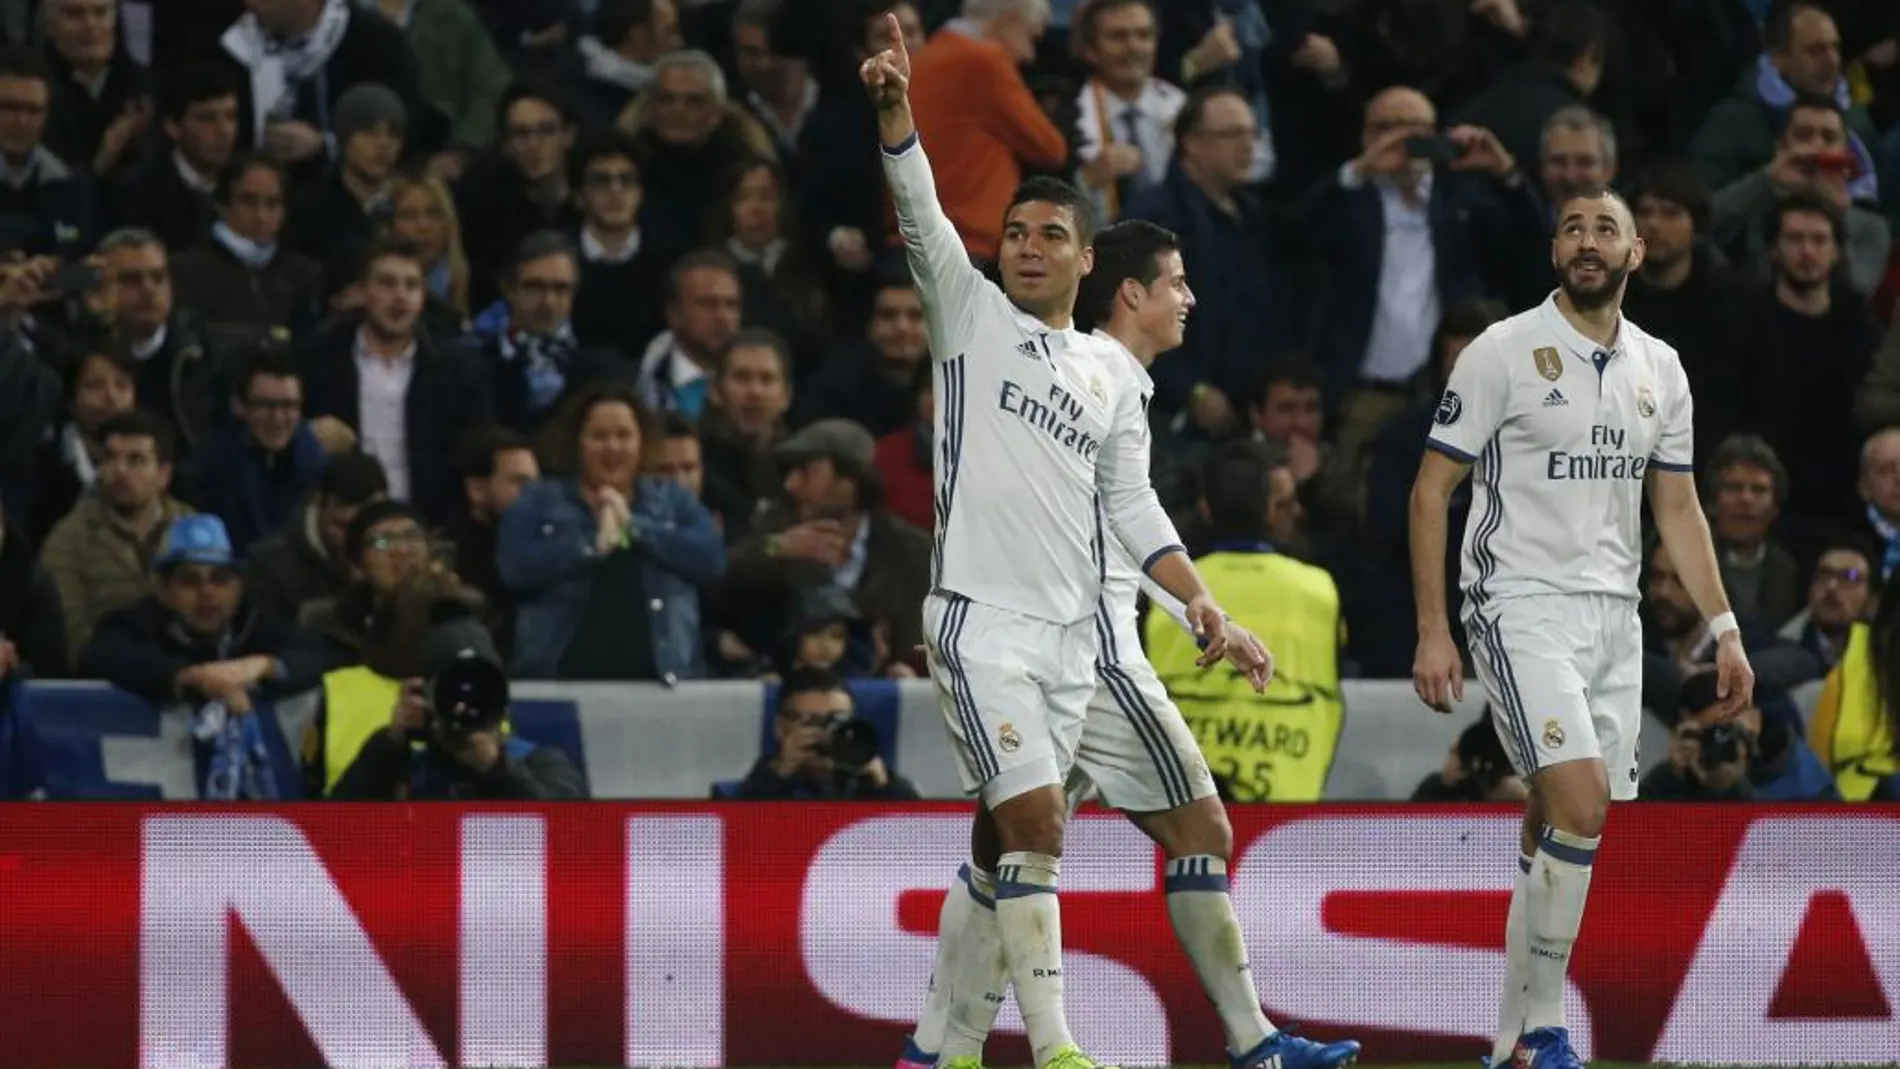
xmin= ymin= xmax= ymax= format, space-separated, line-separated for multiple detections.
xmin=814 ymin=716 xmax=881 ymax=773
xmin=1698 ymin=722 xmax=1746 ymax=767
xmin=405 ymin=652 xmax=510 ymax=744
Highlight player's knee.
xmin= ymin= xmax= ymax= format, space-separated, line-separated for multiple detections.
xmin=1542 ymin=794 xmax=1608 ymax=841
xmin=1142 ymin=797 xmax=1233 ymax=862
xmin=992 ymin=790 xmax=1068 ymax=856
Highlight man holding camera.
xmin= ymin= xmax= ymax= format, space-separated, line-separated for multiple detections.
xmin=726 ymin=667 xmax=918 ymax=800
xmin=330 ymin=615 xmax=586 ymax=800
xmin=1640 ymin=671 xmax=1838 ymax=802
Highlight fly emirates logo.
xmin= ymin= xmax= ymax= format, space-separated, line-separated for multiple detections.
xmin=1547 ymin=424 xmax=1648 ymax=481
xmin=998 ymin=379 xmax=1102 ymax=461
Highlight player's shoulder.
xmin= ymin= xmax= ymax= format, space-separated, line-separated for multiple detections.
xmin=1452 ymin=309 xmax=1542 ymax=377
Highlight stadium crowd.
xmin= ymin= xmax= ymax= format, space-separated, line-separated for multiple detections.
xmin=0 ymin=0 xmax=1895 ymax=802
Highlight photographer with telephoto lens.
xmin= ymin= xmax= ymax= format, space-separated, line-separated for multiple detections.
xmin=330 ymin=612 xmax=587 ymax=800
xmin=724 ymin=667 xmax=918 ymax=799
xmin=1639 ymin=672 xmax=1838 ymax=801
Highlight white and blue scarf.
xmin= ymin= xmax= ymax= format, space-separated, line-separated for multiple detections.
xmin=194 ymin=700 xmax=280 ymax=800
xmin=222 ymin=0 xmax=352 ymax=143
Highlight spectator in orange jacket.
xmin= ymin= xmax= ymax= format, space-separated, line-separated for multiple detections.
xmin=906 ymin=0 xmax=1068 ymax=261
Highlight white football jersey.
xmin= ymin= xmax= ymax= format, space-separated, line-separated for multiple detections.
xmin=1427 ymin=293 xmax=1694 ymax=610
xmin=884 ymin=135 xmax=1182 ymax=626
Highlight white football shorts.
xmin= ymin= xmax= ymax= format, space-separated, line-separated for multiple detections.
xmin=1065 ymin=657 xmax=1218 ymax=813
xmin=1464 ymin=592 xmax=1643 ymax=801
xmin=921 ymin=591 xmax=1098 ymax=806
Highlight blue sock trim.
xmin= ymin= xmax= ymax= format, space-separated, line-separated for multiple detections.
xmin=994 ymin=879 xmax=1054 ymax=900
xmin=901 ymin=1036 xmax=936 ymax=1065
xmin=959 ymin=862 xmax=995 ymax=910
xmin=1166 ymin=871 xmax=1230 ymax=893
xmin=1537 ymin=830 xmax=1598 ymax=867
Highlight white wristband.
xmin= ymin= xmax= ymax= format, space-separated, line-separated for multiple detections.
xmin=1707 ymin=612 xmax=1739 ymax=640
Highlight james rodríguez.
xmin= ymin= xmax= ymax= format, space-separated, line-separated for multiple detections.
xmin=1410 ymin=186 xmax=1755 ymax=1069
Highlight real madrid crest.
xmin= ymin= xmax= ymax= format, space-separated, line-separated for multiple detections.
xmin=997 ymin=722 xmax=1022 ymax=753
xmin=1635 ymin=383 xmax=1656 ymax=418
xmin=1542 ymin=718 xmax=1566 ymax=750
xmin=1533 ymin=347 xmax=1564 ymax=382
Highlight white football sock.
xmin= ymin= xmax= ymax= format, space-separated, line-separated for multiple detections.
xmin=1165 ymin=855 xmax=1274 ymax=1057
xmin=1491 ymin=852 xmax=1533 ymax=1064
xmin=1524 ymin=828 xmax=1598 ymax=1032
xmin=915 ymin=864 xmax=1008 ymax=1063
xmin=995 ymin=852 xmax=1075 ymax=1066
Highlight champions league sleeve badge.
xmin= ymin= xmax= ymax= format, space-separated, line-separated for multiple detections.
xmin=1434 ymin=391 xmax=1463 ymax=426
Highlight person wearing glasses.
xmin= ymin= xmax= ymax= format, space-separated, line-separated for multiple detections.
xmin=1778 ymin=534 xmax=1877 ymax=670
xmin=77 ymin=513 xmax=328 ymax=712
xmin=454 ymin=80 xmax=580 ymax=309
xmin=468 ymin=230 xmax=625 ymax=435
xmin=568 ymin=129 xmax=667 ymax=353
xmin=198 ymin=350 xmax=336 ymax=551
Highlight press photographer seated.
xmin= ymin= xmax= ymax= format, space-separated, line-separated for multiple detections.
xmin=721 ymin=668 xmax=919 ymax=800
xmin=1410 ymin=708 xmax=1529 ymax=802
xmin=329 ymin=615 xmax=586 ymax=801
xmin=1639 ymin=672 xmax=1837 ymax=802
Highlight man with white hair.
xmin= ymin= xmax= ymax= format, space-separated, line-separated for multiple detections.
xmin=630 ymin=49 xmax=772 ymax=253
xmin=905 ymin=0 xmax=1067 ymax=261
xmin=1856 ymin=427 xmax=1900 ymax=580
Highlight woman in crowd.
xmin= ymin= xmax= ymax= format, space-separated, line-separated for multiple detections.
xmin=706 ymin=156 xmax=828 ymax=373
xmin=384 ymin=171 xmax=471 ymax=320
xmin=498 ymin=382 xmax=723 ymax=681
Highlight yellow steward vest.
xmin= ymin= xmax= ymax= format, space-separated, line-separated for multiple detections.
xmin=1144 ymin=549 xmax=1344 ymax=802
xmin=319 ymin=666 xmax=404 ymax=793
xmin=1812 ymin=623 xmax=1900 ymax=801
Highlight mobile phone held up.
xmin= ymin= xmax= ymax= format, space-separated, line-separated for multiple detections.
xmin=46 ymin=259 xmax=99 ymax=295
xmin=1809 ymin=148 xmax=1862 ymax=179
xmin=1404 ymin=134 xmax=1463 ymax=166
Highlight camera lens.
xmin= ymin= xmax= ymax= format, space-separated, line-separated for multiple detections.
xmin=429 ymin=658 xmax=509 ymax=731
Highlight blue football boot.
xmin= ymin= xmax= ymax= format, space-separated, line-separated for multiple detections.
xmin=1231 ymin=1026 xmax=1361 ymax=1069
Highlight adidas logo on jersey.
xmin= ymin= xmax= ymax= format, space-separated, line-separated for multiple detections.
xmin=1017 ymin=339 xmax=1041 ymax=360
xmin=1542 ymin=388 xmax=1568 ymax=408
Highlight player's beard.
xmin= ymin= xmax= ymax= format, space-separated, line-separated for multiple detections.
xmin=1557 ymin=249 xmax=1632 ymax=312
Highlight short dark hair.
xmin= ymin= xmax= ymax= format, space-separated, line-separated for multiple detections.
xmin=343 ymin=499 xmax=426 ymax=563
xmin=1552 ymin=184 xmax=1633 ymax=226
xmin=666 ymin=248 xmax=741 ymax=304
xmin=508 ymin=229 xmax=579 ymax=283
xmin=1526 ymin=0 xmax=1606 ymax=68
xmin=1436 ymin=298 xmax=1508 ymax=345
xmin=456 ymin=425 xmax=533 ymax=478
xmin=1769 ymin=189 xmax=1845 ymax=246
xmin=716 ymin=327 xmax=791 ymax=378
xmin=157 ymin=61 xmax=242 ymax=123
xmin=1779 ymin=90 xmax=1847 ymax=136
xmin=1076 ymin=219 xmax=1179 ymax=332
xmin=98 ymin=409 xmax=175 ymax=465
xmin=1005 ymin=175 xmax=1096 ymax=248
xmin=1174 ymin=85 xmax=1251 ymax=142
xmin=1703 ymin=433 xmax=1791 ymax=506
xmin=65 ymin=346 xmax=138 ymax=403
xmin=775 ymin=666 xmax=850 ymax=715
xmin=317 ymin=451 xmax=389 ymax=506
xmin=594 ymin=0 xmax=658 ymax=47
xmin=214 ymin=153 xmax=285 ymax=207
xmin=360 ymin=237 xmax=426 ymax=280
xmin=1764 ymin=0 xmax=1829 ymax=52
xmin=567 ymin=128 xmax=643 ymax=190
xmin=0 ymin=46 xmax=51 ymax=88
xmin=1630 ymin=159 xmax=1711 ymax=232
xmin=1073 ymin=0 xmax=1155 ymax=51
xmin=235 ymin=348 xmax=301 ymax=400
xmin=1254 ymin=358 xmax=1323 ymax=406
xmin=1817 ymin=530 xmax=1879 ymax=570
xmin=497 ymin=78 xmax=573 ymax=136
xmin=1200 ymin=439 xmax=1280 ymax=542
